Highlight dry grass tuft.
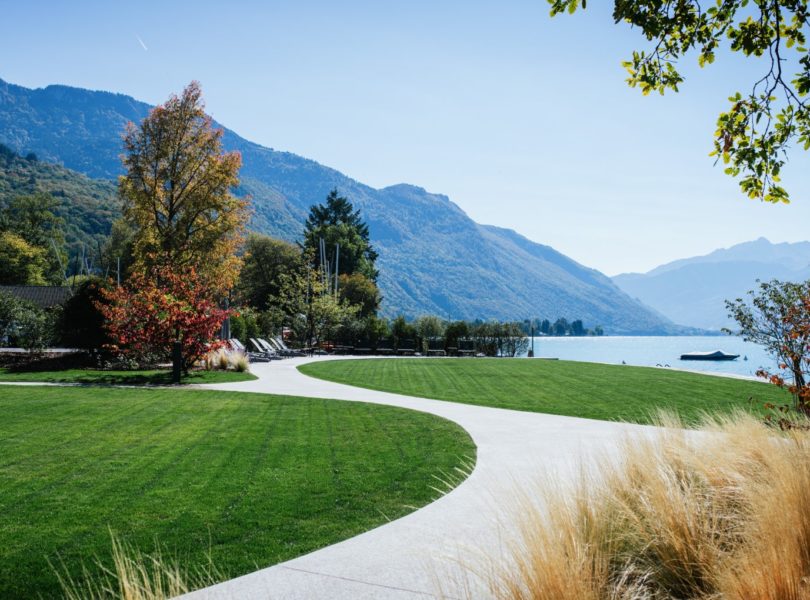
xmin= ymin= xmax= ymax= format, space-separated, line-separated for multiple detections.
xmin=56 ymin=533 xmax=218 ymax=600
xmin=233 ymin=353 xmax=249 ymax=372
xmin=205 ymin=348 xmax=249 ymax=372
xmin=482 ymin=411 xmax=810 ymax=600
xmin=217 ymin=349 xmax=230 ymax=371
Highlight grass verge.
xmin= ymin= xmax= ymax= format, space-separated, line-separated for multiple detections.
xmin=0 ymin=385 xmax=474 ymax=599
xmin=299 ymin=358 xmax=790 ymax=424
xmin=0 ymin=367 xmax=257 ymax=385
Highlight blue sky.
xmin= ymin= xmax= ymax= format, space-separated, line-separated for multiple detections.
xmin=2 ymin=0 xmax=809 ymax=274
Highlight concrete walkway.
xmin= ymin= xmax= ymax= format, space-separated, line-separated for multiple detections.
xmin=181 ymin=357 xmax=655 ymax=600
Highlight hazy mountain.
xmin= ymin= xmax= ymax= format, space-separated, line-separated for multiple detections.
xmin=613 ymin=238 xmax=810 ymax=330
xmin=0 ymin=77 xmax=684 ymax=333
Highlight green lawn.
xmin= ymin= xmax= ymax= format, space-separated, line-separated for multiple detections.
xmin=299 ymin=358 xmax=790 ymax=424
xmin=0 ymin=385 xmax=474 ymax=599
xmin=0 ymin=367 xmax=256 ymax=385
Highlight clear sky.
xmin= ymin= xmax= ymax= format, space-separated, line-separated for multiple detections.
xmin=2 ymin=0 xmax=809 ymax=275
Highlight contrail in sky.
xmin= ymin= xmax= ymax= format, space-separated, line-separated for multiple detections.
xmin=135 ymin=34 xmax=148 ymax=51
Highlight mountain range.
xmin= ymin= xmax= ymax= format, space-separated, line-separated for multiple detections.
xmin=0 ymin=77 xmax=688 ymax=334
xmin=613 ymin=238 xmax=810 ymax=330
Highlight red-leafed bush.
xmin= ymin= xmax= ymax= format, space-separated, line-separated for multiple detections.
xmin=727 ymin=279 xmax=810 ymax=421
xmin=97 ymin=266 xmax=227 ymax=371
xmin=758 ymin=294 xmax=810 ymax=418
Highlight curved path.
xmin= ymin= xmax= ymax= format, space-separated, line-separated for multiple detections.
xmin=182 ymin=357 xmax=656 ymax=600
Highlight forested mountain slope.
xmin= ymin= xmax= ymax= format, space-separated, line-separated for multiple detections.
xmin=0 ymin=78 xmax=681 ymax=332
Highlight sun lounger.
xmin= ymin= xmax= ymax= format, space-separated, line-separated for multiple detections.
xmin=376 ymin=339 xmax=395 ymax=355
xmin=397 ymin=339 xmax=417 ymax=356
xmin=228 ymin=338 xmax=247 ymax=352
xmin=258 ymin=337 xmax=296 ymax=358
xmin=250 ymin=338 xmax=281 ymax=360
xmin=354 ymin=339 xmax=372 ymax=355
xmin=427 ymin=338 xmax=446 ymax=357
xmin=270 ymin=336 xmax=307 ymax=357
xmin=458 ymin=339 xmax=476 ymax=357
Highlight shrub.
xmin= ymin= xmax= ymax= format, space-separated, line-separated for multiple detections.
xmin=60 ymin=278 xmax=111 ymax=354
xmin=1 ymin=295 xmax=61 ymax=353
xmin=0 ymin=291 xmax=26 ymax=345
xmin=229 ymin=307 xmax=261 ymax=347
xmin=15 ymin=305 xmax=60 ymax=353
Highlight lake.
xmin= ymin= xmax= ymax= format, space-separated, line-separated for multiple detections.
xmin=522 ymin=336 xmax=776 ymax=378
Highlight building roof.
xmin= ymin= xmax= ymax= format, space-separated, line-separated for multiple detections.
xmin=0 ymin=285 xmax=73 ymax=308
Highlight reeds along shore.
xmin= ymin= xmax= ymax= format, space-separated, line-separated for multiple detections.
xmin=481 ymin=412 xmax=810 ymax=600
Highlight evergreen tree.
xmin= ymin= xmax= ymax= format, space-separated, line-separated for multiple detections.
xmin=552 ymin=318 xmax=569 ymax=336
xmin=303 ymin=189 xmax=378 ymax=282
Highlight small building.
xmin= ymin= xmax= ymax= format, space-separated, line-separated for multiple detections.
xmin=0 ymin=285 xmax=73 ymax=308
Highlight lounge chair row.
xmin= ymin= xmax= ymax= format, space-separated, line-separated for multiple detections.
xmin=325 ymin=339 xmax=464 ymax=357
xmin=225 ymin=337 xmax=307 ymax=361
xmin=260 ymin=336 xmax=308 ymax=358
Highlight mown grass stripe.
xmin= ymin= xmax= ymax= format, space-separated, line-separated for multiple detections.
xmin=299 ymin=358 xmax=790 ymax=424
xmin=0 ymin=386 xmax=475 ymax=599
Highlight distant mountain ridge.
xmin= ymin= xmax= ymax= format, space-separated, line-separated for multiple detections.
xmin=646 ymin=238 xmax=810 ymax=276
xmin=0 ymin=77 xmax=684 ymax=333
xmin=613 ymin=238 xmax=810 ymax=330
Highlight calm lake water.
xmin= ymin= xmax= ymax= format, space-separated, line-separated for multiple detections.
xmin=522 ymin=336 xmax=776 ymax=378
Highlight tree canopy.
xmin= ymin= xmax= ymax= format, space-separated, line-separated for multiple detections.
xmin=0 ymin=232 xmax=49 ymax=285
xmin=119 ymin=81 xmax=248 ymax=291
xmin=303 ymin=189 xmax=379 ymax=282
xmin=237 ymin=234 xmax=305 ymax=311
xmin=726 ymin=278 xmax=810 ymax=411
xmin=338 ymin=273 xmax=381 ymax=318
xmin=0 ymin=193 xmax=66 ymax=283
xmin=550 ymin=0 xmax=810 ymax=203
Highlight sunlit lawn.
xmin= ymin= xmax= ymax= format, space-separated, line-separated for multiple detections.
xmin=299 ymin=358 xmax=790 ymax=424
xmin=0 ymin=385 xmax=474 ymax=599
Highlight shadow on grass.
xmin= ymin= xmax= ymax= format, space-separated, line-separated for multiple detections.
xmin=0 ymin=353 xmax=256 ymax=385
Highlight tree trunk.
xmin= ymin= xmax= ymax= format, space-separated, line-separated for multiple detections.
xmin=172 ymin=340 xmax=182 ymax=384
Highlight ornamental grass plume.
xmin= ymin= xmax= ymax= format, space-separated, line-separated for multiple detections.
xmin=217 ymin=349 xmax=230 ymax=371
xmin=479 ymin=412 xmax=810 ymax=600
xmin=56 ymin=532 xmax=219 ymax=600
xmin=204 ymin=348 xmax=249 ymax=372
xmin=232 ymin=353 xmax=249 ymax=372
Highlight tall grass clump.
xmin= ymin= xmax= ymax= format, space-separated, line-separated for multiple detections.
xmin=204 ymin=348 xmax=249 ymax=372
xmin=482 ymin=412 xmax=810 ymax=600
xmin=56 ymin=533 xmax=218 ymax=600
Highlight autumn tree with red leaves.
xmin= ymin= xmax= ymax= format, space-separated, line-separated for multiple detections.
xmin=98 ymin=266 xmax=228 ymax=372
xmin=760 ymin=294 xmax=810 ymax=413
xmin=108 ymin=82 xmax=247 ymax=377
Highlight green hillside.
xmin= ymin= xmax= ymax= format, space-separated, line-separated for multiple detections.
xmin=0 ymin=143 xmax=119 ymax=258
